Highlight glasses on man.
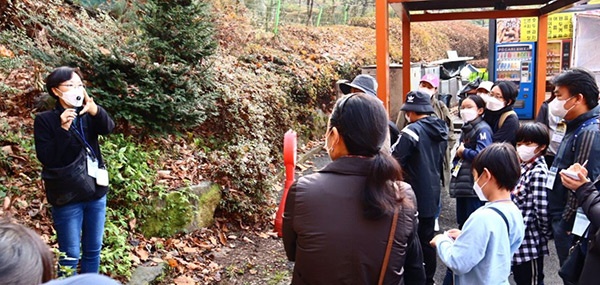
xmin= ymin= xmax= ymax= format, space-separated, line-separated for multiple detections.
xmin=60 ymin=84 xmax=86 ymax=89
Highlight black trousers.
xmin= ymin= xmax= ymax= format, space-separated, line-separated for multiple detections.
xmin=512 ymin=257 xmax=545 ymax=285
xmin=418 ymin=216 xmax=436 ymax=285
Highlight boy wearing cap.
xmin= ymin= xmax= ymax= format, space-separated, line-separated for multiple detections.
xmin=339 ymin=74 xmax=400 ymax=153
xmin=392 ymin=90 xmax=449 ymax=285
xmin=476 ymin=81 xmax=494 ymax=96
xmin=397 ymin=74 xmax=456 ymax=229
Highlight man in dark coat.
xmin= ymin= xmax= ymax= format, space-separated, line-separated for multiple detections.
xmin=392 ymin=90 xmax=449 ymax=285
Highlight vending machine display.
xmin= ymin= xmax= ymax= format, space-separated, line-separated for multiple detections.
xmin=546 ymin=40 xmax=572 ymax=77
xmin=494 ymin=42 xmax=537 ymax=119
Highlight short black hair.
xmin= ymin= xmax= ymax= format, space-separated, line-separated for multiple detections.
xmin=45 ymin=66 xmax=83 ymax=99
xmin=472 ymin=143 xmax=521 ymax=191
xmin=493 ymin=81 xmax=518 ymax=106
xmin=516 ymin=122 xmax=550 ymax=155
xmin=466 ymin=94 xmax=486 ymax=109
xmin=552 ymin=68 xmax=599 ymax=109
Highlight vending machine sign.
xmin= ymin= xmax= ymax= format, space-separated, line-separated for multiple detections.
xmin=494 ymin=43 xmax=537 ymax=119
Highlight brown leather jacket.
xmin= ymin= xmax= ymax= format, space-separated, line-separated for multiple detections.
xmin=283 ymin=156 xmax=425 ymax=285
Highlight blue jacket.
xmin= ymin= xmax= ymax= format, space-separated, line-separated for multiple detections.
xmin=549 ymin=105 xmax=600 ymax=225
xmin=392 ymin=116 xmax=449 ymax=218
xmin=450 ymin=116 xmax=493 ymax=198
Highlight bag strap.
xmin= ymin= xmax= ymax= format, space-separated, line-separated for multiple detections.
xmin=378 ymin=210 xmax=399 ymax=285
xmin=498 ymin=110 xmax=517 ymax=129
xmin=488 ymin=207 xmax=509 ymax=238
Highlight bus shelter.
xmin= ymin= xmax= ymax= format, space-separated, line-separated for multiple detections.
xmin=375 ymin=0 xmax=588 ymax=117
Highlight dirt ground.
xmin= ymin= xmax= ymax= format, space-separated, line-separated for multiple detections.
xmin=213 ymin=232 xmax=292 ymax=285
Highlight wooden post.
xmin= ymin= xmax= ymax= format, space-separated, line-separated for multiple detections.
xmin=536 ymin=14 xmax=549 ymax=118
xmin=401 ymin=4 xmax=411 ymax=98
xmin=376 ymin=0 xmax=390 ymax=111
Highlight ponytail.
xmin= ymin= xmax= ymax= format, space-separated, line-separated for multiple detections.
xmin=362 ymin=151 xmax=405 ymax=219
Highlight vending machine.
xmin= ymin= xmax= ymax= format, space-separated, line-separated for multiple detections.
xmin=546 ymin=39 xmax=572 ymax=77
xmin=494 ymin=42 xmax=536 ymax=119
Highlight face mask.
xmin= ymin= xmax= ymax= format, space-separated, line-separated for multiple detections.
xmin=460 ymin=108 xmax=478 ymax=123
xmin=418 ymin=87 xmax=435 ymax=98
xmin=473 ymin=175 xmax=489 ymax=201
xmin=549 ymin=97 xmax=574 ymax=118
xmin=477 ymin=92 xmax=488 ymax=97
xmin=405 ymin=113 xmax=411 ymax=123
xmin=59 ymin=88 xmax=84 ymax=107
xmin=486 ymin=96 xmax=505 ymax=111
xmin=517 ymin=144 xmax=539 ymax=162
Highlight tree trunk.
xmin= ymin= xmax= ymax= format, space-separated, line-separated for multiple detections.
xmin=361 ymin=0 xmax=368 ymax=17
xmin=306 ymin=0 xmax=314 ymax=26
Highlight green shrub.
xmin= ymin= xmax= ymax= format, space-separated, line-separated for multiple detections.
xmin=101 ymin=208 xmax=132 ymax=278
xmin=3 ymin=0 xmax=219 ymax=135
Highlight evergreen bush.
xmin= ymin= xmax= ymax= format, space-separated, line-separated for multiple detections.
xmin=4 ymin=0 xmax=219 ymax=135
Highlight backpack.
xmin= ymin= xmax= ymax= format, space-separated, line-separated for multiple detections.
xmin=498 ymin=110 xmax=517 ymax=129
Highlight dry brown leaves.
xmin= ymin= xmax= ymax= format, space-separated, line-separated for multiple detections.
xmin=124 ymin=218 xmax=280 ymax=284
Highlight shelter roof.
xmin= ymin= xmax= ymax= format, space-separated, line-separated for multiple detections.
xmin=390 ymin=0 xmax=589 ymax=21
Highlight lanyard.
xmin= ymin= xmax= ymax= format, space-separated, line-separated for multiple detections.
xmin=551 ymin=116 xmax=599 ymax=172
xmin=72 ymin=116 xmax=97 ymax=160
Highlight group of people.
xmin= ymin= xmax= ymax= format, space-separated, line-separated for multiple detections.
xmin=283 ymin=68 xmax=600 ymax=285
xmin=9 ymin=64 xmax=600 ymax=284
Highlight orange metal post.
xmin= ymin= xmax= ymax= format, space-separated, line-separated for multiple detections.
xmin=536 ymin=14 xmax=549 ymax=118
xmin=376 ymin=0 xmax=390 ymax=111
xmin=402 ymin=5 xmax=411 ymax=97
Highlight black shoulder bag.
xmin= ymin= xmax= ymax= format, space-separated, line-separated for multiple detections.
xmin=41 ymin=114 xmax=96 ymax=206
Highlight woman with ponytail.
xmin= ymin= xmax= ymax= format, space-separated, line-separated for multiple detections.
xmin=282 ymin=93 xmax=425 ymax=285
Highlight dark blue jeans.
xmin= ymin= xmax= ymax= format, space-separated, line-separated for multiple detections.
xmin=552 ymin=216 xmax=573 ymax=266
xmin=552 ymin=215 xmax=575 ymax=285
xmin=52 ymin=195 xmax=107 ymax=274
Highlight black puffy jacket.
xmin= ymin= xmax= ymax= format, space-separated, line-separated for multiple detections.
xmin=449 ymin=117 xmax=493 ymax=198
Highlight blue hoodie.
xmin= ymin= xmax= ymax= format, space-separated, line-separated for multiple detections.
xmin=392 ymin=115 xmax=449 ymax=218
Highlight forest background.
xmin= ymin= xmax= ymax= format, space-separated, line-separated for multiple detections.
xmin=0 ymin=0 xmax=488 ymax=283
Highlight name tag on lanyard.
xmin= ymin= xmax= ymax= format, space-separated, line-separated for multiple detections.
xmin=552 ymin=122 xmax=566 ymax=144
xmin=87 ymin=153 xmax=98 ymax=178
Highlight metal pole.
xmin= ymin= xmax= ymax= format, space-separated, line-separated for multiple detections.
xmin=344 ymin=4 xmax=348 ymax=24
xmin=274 ymin=0 xmax=282 ymax=35
xmin=316 ymin=6 xmax=323 ymax=26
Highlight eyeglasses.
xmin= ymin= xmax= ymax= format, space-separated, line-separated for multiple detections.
xmin=490 ymin=92 xmax=504 ymax=100
xmin=59 ymin=84 xmax=86 ymax=89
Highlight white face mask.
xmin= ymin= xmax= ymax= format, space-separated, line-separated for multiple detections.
xmin=418 ymin=87 xmax=435 ymax=98
xmin=460 ymin=108 xmax=478 ymax=123
xmin=324 ymin=130 xmax=333 ymax=158
xmin=405 ymin=113 xmax=411 ymax=123
xmin=486 ymin=96 xmax=505 ymax=111
xmin=517 ymin=144 xmax=539 ymax=162
xmin=473 ymin=175 xmax=489 ymax=201
xmin=477 ymin=92 xmax=488 ymax=97
xmin=59 ymin=88 xmax=84 ymax=107
xmin=549 ymin=97 xmax=574 ymax=118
